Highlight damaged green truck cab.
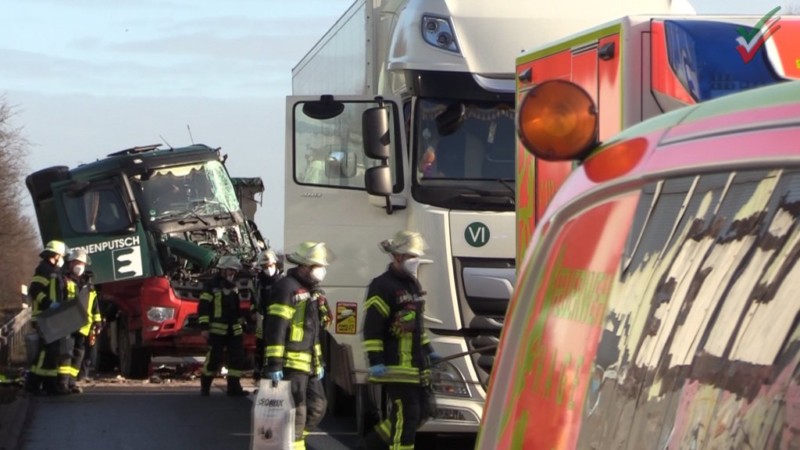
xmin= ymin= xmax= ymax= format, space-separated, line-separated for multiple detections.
xmin=26 ymin=144 xmax=262 ymax=378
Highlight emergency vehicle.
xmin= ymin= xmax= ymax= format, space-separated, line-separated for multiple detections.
xmin=515 ymin=14 xmax=800 ymax=262
xmin=479 ymin=78 xmax=800 ymax=449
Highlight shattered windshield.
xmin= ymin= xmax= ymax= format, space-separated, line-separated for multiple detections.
xmin=133 ymin=160 xmax=240 ymax=222
xmin=415 ymin=99 xmax=515 ymax=182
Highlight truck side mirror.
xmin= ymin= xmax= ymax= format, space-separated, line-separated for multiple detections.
xmin=365 ymin=166 xmax=392 ymax=196
xmin=363 ymin=107 xmax=391 ymax=159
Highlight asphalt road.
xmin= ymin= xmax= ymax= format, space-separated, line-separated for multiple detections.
xmin=18 ymin=378 xmax=475 ymax=450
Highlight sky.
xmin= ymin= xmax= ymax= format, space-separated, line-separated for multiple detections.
xmin=0 ymin=0 xmax=785 ymax=251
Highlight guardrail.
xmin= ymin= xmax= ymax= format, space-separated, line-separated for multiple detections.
xmin=0 ymin=307 xmax=33 ymax=368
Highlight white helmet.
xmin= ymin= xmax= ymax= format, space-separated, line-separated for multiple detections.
xmin=286 ymin=242 xmax=331 ymax=267
xmin=41 ymin=240 xmax=67 ymax=257
xmin=67 ymin=248 xmax=91 ymax=265
xmin=380 ymin=230 xmax=426 ymax=257
xmin=217 ymin=255 xmax=243 ymax=271
xmin=257 ymin=250 xmax=278 ymax=266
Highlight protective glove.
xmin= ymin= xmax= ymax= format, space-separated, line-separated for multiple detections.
xmin=369 ymin=364 xmax=387 ymax=377
xmin=267 ymin=370 xmax=284 ymax=383
xmin=49 ymin=302 xmax=61 ymax=310
xmin=429 ymin=352 xmax=443 ymax=363
xmin=317 ymin=366 xmax=325 ymax=380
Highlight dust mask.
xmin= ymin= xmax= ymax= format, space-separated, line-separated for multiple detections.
xmin=266 ymin=266 xmax=277 ymax=277
xmin=56 ymin=257 xmax=65 ymax=268
xmin=73 ymin=265 xmax=85 ymax=277
xmin=311 ymin=267 xmax=326 ymax=283
xmin=226 ymin=274 xmax=236 ymax=283
xmin=402 ymin=257 xmax=421 ymax=277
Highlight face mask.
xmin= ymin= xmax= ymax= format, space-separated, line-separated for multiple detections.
xmin=56 ymin=257 xmax=65 ymax=268
xmin=402 ymin=257 xmax=421 ymax=277
xmin=73 ymin=265 xmax=85 ymax=277
xmin=225 ymin=272 xmax=236 ymax=283
xmin=266 ymin=266 xmax=277 ymax=277
xmin=310 ymin=267 xmax=326 ymax=283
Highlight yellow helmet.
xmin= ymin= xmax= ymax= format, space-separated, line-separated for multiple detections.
xmin=380 ymin=231 xmax=426 ymax=257
xmin=41 ymin=240 xmax=67 ymax=257
xmin=67 ymin=248 xmax=91 ymax=265
xmin=286 ymin=242 xmax=331 ymax=267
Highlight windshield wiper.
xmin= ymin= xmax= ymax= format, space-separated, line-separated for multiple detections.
xmin=495 ymin=178 xmax=515 ymax=196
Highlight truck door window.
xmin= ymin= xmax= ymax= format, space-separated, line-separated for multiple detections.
xmin=63 ymin=182 xmax=130 ymax=234
xmin=293 ymin=100 xmax=400 ymax=189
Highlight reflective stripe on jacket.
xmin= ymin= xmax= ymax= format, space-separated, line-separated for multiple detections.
xmin=64 ymin=277 xmax=101 ymax=336
xmin=198 ymin=277 xmax=245 ymax=336
xmin=264 ymin=268 xmax=322 ymax=374
xmin=363 ymin=265 xmax=434 ymax=384
xmin=30 ymin=260 xmax=64 ymax=321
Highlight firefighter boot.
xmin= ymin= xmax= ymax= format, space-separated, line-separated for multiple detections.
xmin=55 ymin=374 xmax=72 ymax=395
xmin=200 ymin=376 xmax=213 ymax=396
xmin=226 ymin=376 xmax=248 ymax=397
xmin=24 ymin=372 xmax=42 ymax=395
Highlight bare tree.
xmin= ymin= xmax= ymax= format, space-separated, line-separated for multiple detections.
xmin=0 ymin=97 xmax=40 ymax=318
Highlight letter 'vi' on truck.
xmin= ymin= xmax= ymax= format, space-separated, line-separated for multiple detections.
xmin=284 ymin=0 xmax=691 ymax=435
xmin=479 ymin=77 xmax=800 ymax=448
xmin=515 ymin=13 xmax=800 ymax=263
xmin=26 ymin=144 xmax=264 ymax=379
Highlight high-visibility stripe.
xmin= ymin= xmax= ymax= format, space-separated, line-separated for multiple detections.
xmin=421 ymin=331 xmax=431 ymax=346
xmin=31 ymin=275 xmax=49 ymax=286
xmin=285 ymin=360 xmax=312 ymax=372
xmin=213 ymin=293 xmax=222 ymax=319
xmin=393 ymin=398 xmax=403 ymax=449
xmin=314 ymin=343 xmax=322 ymax=357
xmin=286 ymin=351 xmax=312 ymax=363
xmin=377 ymin=420 xmax=391 ymax=441
xmin=35 ymin=292 xmax=47 ymax=302
xmin=292 ymin=439 xmax=306 ymax=450
xmin=198 ymin=316 xmax=210 ymax=324
xmin=290 ymin=300 xmax=307 ymax=342
xmin=199 ymin=292 xmax=213 ymax=301
xmin=202 ymin=347 xmax=214 ymax=376
xmin=365 ymin=296 xmax=390 ymax=317
xmin=66 ymin=280 xmax=78 ymax=300
xmin=364 ymin=339 xmax=384 ymax=352
xmin=227 ymin=369 xmax=243 ymax=377
xmin=49 ymin=276 xmax=58 ymax=302
xmin=399 ymin=334 xmax=412 ymax=367
xmin=268 ymin=303 xmax=295 ymax=320
xmin=265 ymin=345 xmax=285 ymax=358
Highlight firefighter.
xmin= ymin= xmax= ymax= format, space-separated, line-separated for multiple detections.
xmin=26 ymin=240 xmax=69 ymax=395
xmin=62 ymin=248 xmax=102 ymax=394
xmin=198 ymin=255 xmax=249 ymax=397
xmin=263 ymin=241 xmax=331 ymax=450
xmin=252 ymin=249 xmax=284 ymax=381
xmin=359 ymin=231 xmax=440 ymax=450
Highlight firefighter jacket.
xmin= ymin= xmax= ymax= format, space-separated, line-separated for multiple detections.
xmin=64 ymin=275 xmax=102 ymax=337
xmin=363 ymin=265 xmax=435 ymax=385
xmin=30 ymin=259 xmax=65 ymax=322
xmin=198 ymin=276 xmax=246 ymax=336
xmin=263 ymin=267 xmax=323 ymax=374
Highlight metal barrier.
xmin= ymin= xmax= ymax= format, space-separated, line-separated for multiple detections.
xmin=0 ymin=307 xmax=33 ymax=368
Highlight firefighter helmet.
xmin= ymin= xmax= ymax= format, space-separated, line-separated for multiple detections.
xmin=380 ymin=230 xmax=426 ymax=257
xmin=217 ymin=255 xmax=243 ymax=271
xmin=257 ymin=249 xmax=278 ymax=266
xmin=286 ymin=242 xmax=331 ymax=267
xmin=41 ymin=240 xmax=67 ymax=257
xmin=67 ymin=248 xmax=91 ymax=265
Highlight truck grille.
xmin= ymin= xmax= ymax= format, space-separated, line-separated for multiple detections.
xmin=453 ymin=257 xmax=514 ymax=387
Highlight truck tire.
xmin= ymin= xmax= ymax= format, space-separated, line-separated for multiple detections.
xmin=117 ymin=317 xmax=152 ymax=379
xmin=26 ymin=166 xmax=70 ymax=201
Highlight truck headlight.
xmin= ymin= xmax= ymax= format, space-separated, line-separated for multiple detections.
xmin=430 ymin=361 xmax=470 ymax=397
xmin=422 ymin=15 xmax=459 ymax=53
xmin=146 ymin=306 xmax=176 ymax=323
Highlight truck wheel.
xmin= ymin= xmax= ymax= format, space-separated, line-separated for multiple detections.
xmin=117 ymin=318 xmax=152 ymax=379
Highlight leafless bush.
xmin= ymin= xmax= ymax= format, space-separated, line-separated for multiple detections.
xmin=0 ymin=97 xmax=39 ymax=318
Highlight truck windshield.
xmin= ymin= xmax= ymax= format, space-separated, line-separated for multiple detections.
xmin=415 ymin=99 xmax=515 ymax=183
xmin=134 ymin=160 xmax=240 ymax=221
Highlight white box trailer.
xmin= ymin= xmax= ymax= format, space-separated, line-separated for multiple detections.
xmin=284 ymin=0 xmax=695 ymax=435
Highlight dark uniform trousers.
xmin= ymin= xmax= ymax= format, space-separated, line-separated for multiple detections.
xmin=203 ymin=331 xmax=246 ymax=379
xmin=284 ymin=369 xmax=327 ymax=441
xmin=363 ymin=384 xmax=434 ymax=450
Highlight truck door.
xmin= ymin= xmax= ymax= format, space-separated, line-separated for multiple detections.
xmin=284 ymin=94 xmax=406 ymax=350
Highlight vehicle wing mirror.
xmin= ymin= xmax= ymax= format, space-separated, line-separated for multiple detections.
xmin=365 ymin=166 xmax=392 ymax=197
xmin=302 ymin=95 xmax=345 ymax=120
xmin=363 ymin=107 xmax=391 ymax=160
